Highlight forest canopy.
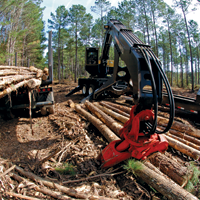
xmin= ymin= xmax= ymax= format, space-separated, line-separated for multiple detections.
xmin=0 ymin=0 xmax=200 ymax=90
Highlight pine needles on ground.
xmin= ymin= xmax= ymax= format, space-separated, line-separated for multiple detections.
xmin=123 ymin=159 xmax=143 ymax=176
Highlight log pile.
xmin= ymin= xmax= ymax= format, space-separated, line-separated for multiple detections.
xmin=74 ymin=100 xmax=200 ymax=200
xmin=0 ymin=65 xmax=49 ymax=99
xmin=1 ymin=96 xmax=199 ymax=199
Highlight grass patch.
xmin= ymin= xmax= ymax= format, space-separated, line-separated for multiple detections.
xmin=55 ymin=163 xmax=76 ymax=176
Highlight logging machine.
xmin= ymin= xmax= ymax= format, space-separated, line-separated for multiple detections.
xmin=66 ymin=19 xmax=176 ymax=135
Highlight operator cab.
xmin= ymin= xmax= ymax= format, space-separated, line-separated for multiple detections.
xmin=85 ymin=47 xmax=99 ymax=77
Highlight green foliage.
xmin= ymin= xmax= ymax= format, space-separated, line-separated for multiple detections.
xmin=55 ymin=163 xmax=76 ymax=176
xmin=123 ymin=159 xmax=143 ymax=176
xmin=0 ymin=0 xmax=46 ymax=67
xmin=1 ymin=0 xmax=200 ymax=89
xmin=184 ymin=162 xmax=200 ymax=195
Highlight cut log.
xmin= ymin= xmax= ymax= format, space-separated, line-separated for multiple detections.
xmin=85 ymin=101 xmax=123 ymax=135
xmin=87 ymin=109 xmax=198 ymax=200
xmin=164 ymin=134 xmax=200 ymax=160
xmin=11 ymin=173 xmax=73 ymax=200
xmin=0 ymin=70 xmax=18 ymax=76
xmin=0 ymin=79 xmax=28 ymax=99
xmin=15 ymin=166 xmax=87 ymax=199
xmin=147 ymin=152 xmax=192 ymax=187
xmin=67 ymin=99 xmax=75 ymax=108
xmin=0 ymin=65 xmax=32 ymax=70
xmin=157 ymin=116 xmax=200 ymax=138
xmin=5 ymin=192 xmax=40 ymax=200
xmin=135 ymin=163 xmax=198 ymax=200
xmin=167 ymin=129 xmax=200 ymax=146
xmin=102 ymin=101 xmax=200 ymax=139
xmin=102 ymin=101 xmax=131 ymax=114
xmin=43 ymin=67 xmax=49 ymax=75
xmin=100 ymin=101 xmax=130 ymax=117
xmin=0 ymin=75 xmax=35 ymax=89
xmin=14 ymin=167 xmax=118 ymax=200
xmin=29 ymin=66 xmax=43 ymax=78
xmin=87 ymin=102 xmax=193 ymax=187
xmin=93 ymin=102 xmax=129 ymax=123
xmin=27 ymin=78 xmax=41 ymax=89
xmin=165 ymin=132 xmax=200 ymax=151
xmin=75 ymin=104 xmax=119 ymax=142
xmin=42 ymin=74 xmax=48 ymax=81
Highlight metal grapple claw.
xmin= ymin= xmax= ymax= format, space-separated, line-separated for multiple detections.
xmin=97 ymin=140 xmax=131 ymax=168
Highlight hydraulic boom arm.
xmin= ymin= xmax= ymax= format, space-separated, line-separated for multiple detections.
xmin=94 ymin=19 xmax=175 ymax=135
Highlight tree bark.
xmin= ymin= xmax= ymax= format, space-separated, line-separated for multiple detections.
xmin=0 ymin=74 xmax=35 ymax=89
xmin=157 ymin=116 xmax=200 ymax=138
xmin=102 ymin=101 xmax=131 ymax=114
xmin=0 ymin=79 xmax=28 ymax=99
xmin=135 ymin=163 xmax=198 ymax=200
xmin=84 ymin=104 xmax=198 ymax=200
xmin=75 ymin=104 xmax=119 ymax=142
xmin=85 ymin=101 xmax=123 ymax=135
xmin=165 ymin=132 xmax=200 ymax=151
xmin=147 ymin=152 xmax=192 ymax=187
xmin=99 ymin=101 xmax=130 ymax=117
xmin=93 ymin=102 xmax=129 ymax=124
xmin=167 ymin=129 xmax=200 ymax=146
xmin=11 ymin=173 xmax=73 ymax=200
xmin=27 ymin=78 xmax=41 ymax=89
xmin=164 ymin=134 xmax=200 ymax=160
xmin=15 ymin=166 xmax=88 ymax=199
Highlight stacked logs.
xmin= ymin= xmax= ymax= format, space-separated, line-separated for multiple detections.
xmin=0 ymin=65 xmax=49 ymax=99
xmin=74 ymin=100 xmax=200 ymax=200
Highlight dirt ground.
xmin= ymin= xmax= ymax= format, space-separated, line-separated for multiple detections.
xmin=0 ymin=81 xmax=199 ymax=199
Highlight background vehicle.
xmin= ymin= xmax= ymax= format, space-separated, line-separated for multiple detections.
xmin=0 ymin=31 xmax=54 ymax=118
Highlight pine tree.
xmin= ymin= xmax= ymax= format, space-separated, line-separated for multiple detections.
xmin=48 ymin=5 xmax=68 ymax=83
xmin=69 ymin=4 xmax=87 ymax=83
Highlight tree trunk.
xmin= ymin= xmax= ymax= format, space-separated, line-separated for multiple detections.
xmin=181 ymin=5 xmax=194 ymax=92
xmin=11 ymin=173 xmax=73 ymax=200
xmin=15 ymin=166 xmax=88 ymax=199
xmin=167 ymin=20 xmax=173 ymax=87
xmin=164 ymin=134 xmax=200 ymax=160
xmin=147 ymin=152 xmax=192 ymax=187
xmin=166 ymin=132 xmax=200 ymax=151
xmin=75 ymin=104 xmax=120 ymax=142
xmin=135 ymin=164 xmax=198 ymax=200
xmin=85 ymin=101 xmax=123 ymax=135
xmin=82 ymin=102 xmax=198 ymax=200
xmin=99 ymin=101 xmax=130 ymax=117
xmin=157 ymin=115 xmax=200 ymax=138
xmin=94 ymin=102 xmax=129 ymax=124
xmin=58 ymin=27 xmax=61 ymax=83
xmin=75 ymin=23 xmax=78 ymax=83
xmin=101 ymin=101 xmax=131 ymax=114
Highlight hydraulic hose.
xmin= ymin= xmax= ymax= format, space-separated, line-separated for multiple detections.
xmin=138 ymin=46 xmax=158 ymax=135
xmin=138 ymin=46 xmax=175 ymax=134
xmin=146 ymin=48 xmax=175 ymax=133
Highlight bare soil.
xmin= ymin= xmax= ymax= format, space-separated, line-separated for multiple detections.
xmin=0 ymin=81 xmax=199 ymax=199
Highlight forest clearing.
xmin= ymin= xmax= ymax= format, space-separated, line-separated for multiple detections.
xmin=1 ymin=0 xmax=200 ymax=199
xmin=0 ymin=81 xmax=199 ymax=200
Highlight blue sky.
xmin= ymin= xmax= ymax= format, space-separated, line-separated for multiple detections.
xmin=41 ymin=0 xmax=121 ymax=32
xmin=41 ymin=0 xmax=199 ymax=34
